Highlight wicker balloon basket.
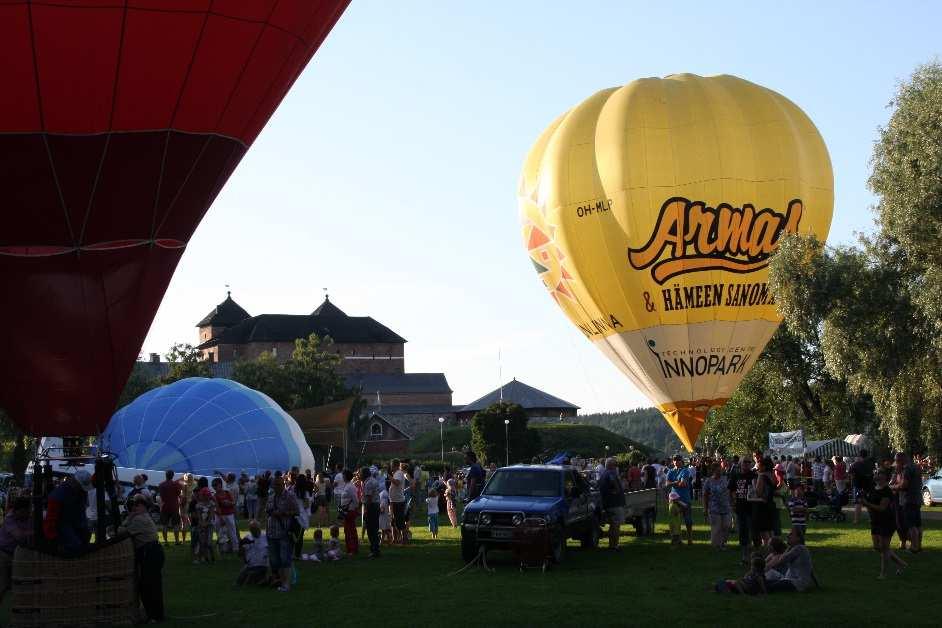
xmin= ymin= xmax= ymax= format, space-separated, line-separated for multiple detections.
xmin=10 ymin=538 xmax=137 ymax=627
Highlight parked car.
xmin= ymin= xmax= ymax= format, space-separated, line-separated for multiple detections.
xmin=460 ymin=465 xmax=601 ymax=565
xmin=923 ymin=468 xmax=942 ymax=506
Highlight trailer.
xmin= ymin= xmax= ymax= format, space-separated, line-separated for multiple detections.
xmin=624 ymin=488 xmax=658 ymax=535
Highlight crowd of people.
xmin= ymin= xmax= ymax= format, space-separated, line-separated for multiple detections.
xmin=0 ymin=446 xmax=931 ymax=619
xmin=642 ymin=449 xmax=925 ymax=590
xmin=128 ymin=456 xmax=478 ymax=597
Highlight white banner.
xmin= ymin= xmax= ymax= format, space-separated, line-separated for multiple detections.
xmin=768 ymin=430 xmax=805 ymax=452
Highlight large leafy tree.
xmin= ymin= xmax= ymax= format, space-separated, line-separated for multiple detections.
xmin=470 ymin=402 xmax=541 ymax=465
xmin=288 ymin=334 xmax=347 ymax=410
xmin=163 ymin=343 xmax=211 ymax=384
xmin=231 ymin=351 xmax=294 ymax=410
xmin=232 ymin=333 xmax=350 ymax=411
xmin=767 ymin=62 xmax=942 ymax=456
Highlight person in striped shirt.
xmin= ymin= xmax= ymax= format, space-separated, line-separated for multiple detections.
xmin=787 ymin=483 xmax=808 ymax=541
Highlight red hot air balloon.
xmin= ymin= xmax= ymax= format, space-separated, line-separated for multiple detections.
xmin=0 ymin=0 xmax=349 ymax=436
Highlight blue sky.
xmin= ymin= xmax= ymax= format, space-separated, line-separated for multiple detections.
xmin=142 ymin=1 xmax=942 ymax=413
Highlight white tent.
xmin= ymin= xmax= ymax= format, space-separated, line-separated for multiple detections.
xmin=806 ymin=438 xmax=861 ymax=459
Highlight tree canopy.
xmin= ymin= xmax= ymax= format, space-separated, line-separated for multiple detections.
xmin=762 ymin=62 xmax=942 ymax=457
xmin=470 ymin=402 xmax=541 ymax=465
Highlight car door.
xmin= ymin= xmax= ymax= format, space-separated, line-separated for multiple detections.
xmin=931 ymin=471 xmax=942 ymax=501
xmin=564 ymin=471 xmax=589 ymax=527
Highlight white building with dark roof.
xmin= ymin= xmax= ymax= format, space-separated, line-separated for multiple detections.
xmin=457 ymin=378 xmax=579 ymax=422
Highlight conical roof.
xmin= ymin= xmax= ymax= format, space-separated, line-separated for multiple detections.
xmin=196 ymin=293 xmax=251 ymax=327
xmin=459 ymin=378 xmax=579 ymax=413
xmin=312 ymin=295 xmax=347 ymax=317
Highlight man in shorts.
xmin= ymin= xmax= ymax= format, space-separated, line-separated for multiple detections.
xmin=158 ymin=470 xmax=182 ymax=544
xmin=598 ymin=458 xmax=625 ymax=550
xmin=890 ymin=452 xmax=923 ymax=553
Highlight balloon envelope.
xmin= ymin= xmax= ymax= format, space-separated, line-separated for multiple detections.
xmin=0 ymin=1 xmax=349 ymax=436
xmin=103 ymin=378 xmax=315 ymax=477
xmin=519 ymin=74 xmax=833 ymax=451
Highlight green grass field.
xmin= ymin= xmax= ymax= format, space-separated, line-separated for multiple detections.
xmin=3 ymin=504 xmax=940 ymax=627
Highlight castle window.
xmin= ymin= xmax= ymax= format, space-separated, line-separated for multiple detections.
xmin=369 ymin=422 xmax=383 ymax=440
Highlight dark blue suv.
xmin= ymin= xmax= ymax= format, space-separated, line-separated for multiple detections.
xmin=460 ymin=465 xmax=601 ymax=564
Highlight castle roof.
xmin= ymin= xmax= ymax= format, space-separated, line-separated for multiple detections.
xmin=196 ymin=293 xmax=251 ymax=328
xmin=196 ymin=297 xmax=405 ymax=349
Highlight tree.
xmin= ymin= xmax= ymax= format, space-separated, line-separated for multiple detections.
xmin=231 ymin=351 xmax=294 ymax=410
xmin=287 ymin=334 xmax=347 ymax=410
xmin=163 ymin=343 xmax=211 ymax=384
xmin=470 ymin=402 xmax=541 ymax=465
xmin=767 ymin=62 xmax=942 ymax=457
xmin=117 ymin=362 xmax=160 ymax=409
xmin=702 ymin=324 xmax=875 ymax=454
xmin=232 ymin=333 xmax=350 ymax=412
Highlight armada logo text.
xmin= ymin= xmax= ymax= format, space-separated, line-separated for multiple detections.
xmin=627 ymin=197 xmax=803 ymax=284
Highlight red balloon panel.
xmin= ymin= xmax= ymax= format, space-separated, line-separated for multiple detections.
xmin=0 ymin=0 xmax=350 ymax=435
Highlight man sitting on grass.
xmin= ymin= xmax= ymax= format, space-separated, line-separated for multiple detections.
xmin=764 ymin=528 xmax=814 ymax=593
xmin=236 ymin=520 xmax=269 ymax=586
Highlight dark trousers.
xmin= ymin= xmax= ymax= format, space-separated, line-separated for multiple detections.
xmin=365 ymin=502 xmax=380 ymax=556
xmin=735 ymin=510 xmax=752 ymax=548
xmin=137 ymin=541 xmax=165 ymax=622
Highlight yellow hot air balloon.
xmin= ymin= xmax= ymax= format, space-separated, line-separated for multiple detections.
xmin=519 ymin=74 xmax=833 ymax=451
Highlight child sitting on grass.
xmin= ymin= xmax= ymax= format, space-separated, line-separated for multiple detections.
xmin=427 ymin=488 xmax=440 ymax=539
xmin=326 ymin=525 xmax=343 ymax=561
xmin=715 ymin=554 xmax=767 ymax=594
xmin=303 ymin=528 xmax=326 ymax=562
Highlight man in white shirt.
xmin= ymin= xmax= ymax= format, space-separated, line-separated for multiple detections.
xmin=360 ymin=467 xmax=381 ymax=558
xmin=388 ymin=459 xmax=406 ymax=544
xmin=333 ymin=465 xmax=346 ymax=512
xmin=236 ymin=520 xmax=268 ymax=586
xmin=339 ymin=470 xmax=360 ymax=556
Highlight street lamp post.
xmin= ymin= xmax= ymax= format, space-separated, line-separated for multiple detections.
xmin=604 ymin=444 xmax=610 ymax=460
xmin=504 ymin=419 xmax=510 ymax=466
xmin=438 ymin=417 xmax=445 ymax=463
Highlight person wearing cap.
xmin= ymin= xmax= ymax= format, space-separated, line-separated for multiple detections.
xmin=43 ymin=470 xmax=92 ymax=556
xmin=665 ymin=455 xmax=694 ymax=545
xmin=120 ymin=494 xmax=165 ymax=623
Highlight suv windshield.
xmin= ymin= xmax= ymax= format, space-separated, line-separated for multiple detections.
xmin=483 ymin=470 xmax=561 ymax=498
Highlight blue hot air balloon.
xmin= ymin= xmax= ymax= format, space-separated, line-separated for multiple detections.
xmin=103 ymin=378 xmax=315 ymax=476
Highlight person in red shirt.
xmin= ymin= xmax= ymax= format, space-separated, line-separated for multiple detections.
xmin=211 ymin=477 xmax=238 ymax=554
xmin=627 ymin=462 xmax=642 ymax=491
xmin=158 ymin=470 xmax=183 ymax=545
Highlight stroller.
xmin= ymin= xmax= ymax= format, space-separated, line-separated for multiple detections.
xmin=810 ymin=488 xmax=847 ymax=522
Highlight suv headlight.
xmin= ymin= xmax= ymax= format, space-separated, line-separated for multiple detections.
xmin=479 ymin=513 xmax=492 ymax=526
xmin=463 ymin=512 xmax=478 ymax=524
xmin=512 ymin=513 xmax=524 ymax=526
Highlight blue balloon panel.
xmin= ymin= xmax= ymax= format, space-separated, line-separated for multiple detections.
xmin=103 ymin=378 xmax=314 ymax=476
